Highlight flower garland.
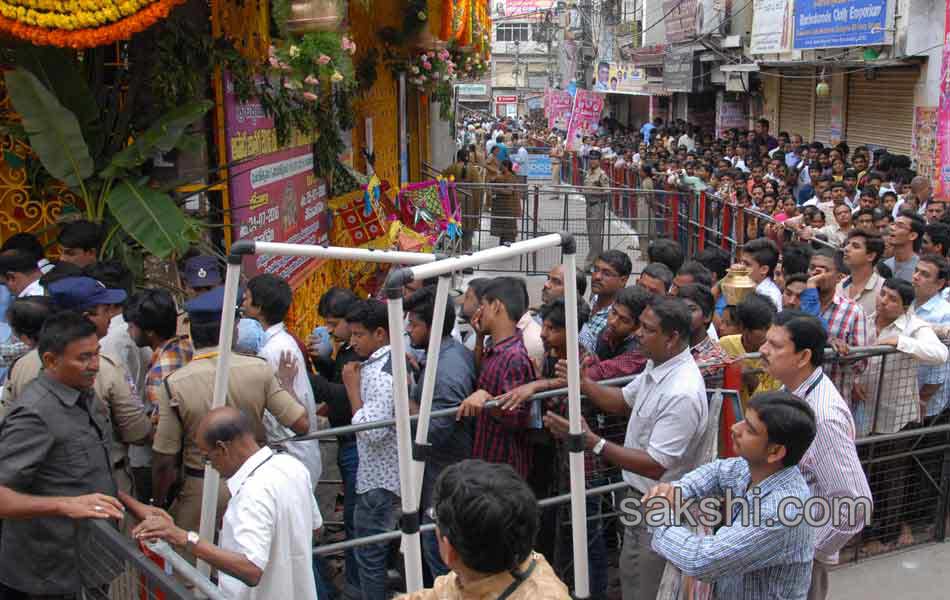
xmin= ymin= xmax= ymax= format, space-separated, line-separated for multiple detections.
xmin=407 ymin=47 xmax=457 ymax=120
xmin=0 ymin=0 xmax=184 ymax=48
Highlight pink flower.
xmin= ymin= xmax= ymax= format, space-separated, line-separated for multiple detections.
xmin=268 ymin=56 xmax=281 ymax=68
xmin=341 ymin=36 xmax=357 ymax=54
xmin=422 ymin=61 xmax=432 ymax=70
xmin=304 ymin=75 xmax=319 ymax=85
xmin=316 ymin=54 xmax=331 ymax=65
xmin=302 ymin=91 xmax=319 ymax=102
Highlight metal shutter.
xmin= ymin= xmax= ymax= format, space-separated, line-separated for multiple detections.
xmin=779 ymin=69 xmax=814 ymax=140
xmin=813 ymin=90 xmax=832 ymax=145
xmin=846 ymin=67 xmax=918 ymax=156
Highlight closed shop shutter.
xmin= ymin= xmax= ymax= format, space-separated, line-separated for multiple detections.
xmin=779 ymin=69 xmax=814 ymax=140
xmin=813 ymin=90 xmax=832 ymax=145
xmin=846 ymin=67 xmax=918 ymax=156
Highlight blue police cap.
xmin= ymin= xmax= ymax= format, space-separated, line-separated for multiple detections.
xmin=183 ymin=255 xmax=223 ymax=288
xmin=48 ymin=276 xmax=127 ymax=312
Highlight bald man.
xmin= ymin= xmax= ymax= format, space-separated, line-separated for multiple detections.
xmin=129 ymin=407 xmax=322 ymax=600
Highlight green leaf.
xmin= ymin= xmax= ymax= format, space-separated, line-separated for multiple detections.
xmin=174 ymin=133 xmax=206 ymax=155
xmin=15 ymin=46 xmax=103 ymax=159
xmin=101 ymin=100 xmax=213 ymax=180
xmin=105 ymin=180 xmax=190 ymax=259
xmin=4 ymin=68 xmax=94 ymax=190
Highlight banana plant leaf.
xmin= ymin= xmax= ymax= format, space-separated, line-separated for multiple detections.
xmin=100 ymin=100 xmax=214 ymax=180
xmin=15 ymin=46 xmax=103 ymax=160
xmin=105 ymin=180 xmax=190 ymax=258
xmin=4 ymin=68 xmax=94 ymax=190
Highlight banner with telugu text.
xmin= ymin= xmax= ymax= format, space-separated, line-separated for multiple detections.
xmin=936 ymin=0 xmax=950 ymax=199
xmin=565 ymin=89 xmax=605 ymax=152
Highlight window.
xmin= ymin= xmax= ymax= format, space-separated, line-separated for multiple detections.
xmin=496 ymin=23 xmax=530 ymax=42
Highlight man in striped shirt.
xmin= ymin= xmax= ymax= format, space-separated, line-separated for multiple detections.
xmin=645 ymin=391 xmax=817 ymax=599
xmin=760 ymin=311 xmax=872 ymax=600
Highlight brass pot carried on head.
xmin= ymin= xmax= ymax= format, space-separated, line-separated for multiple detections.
xmin=721 ymin=265 xmax=757 ymax=306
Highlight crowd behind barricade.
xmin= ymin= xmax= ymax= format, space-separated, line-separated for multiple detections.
xmin=0 ymin=112 xmax=947 ymax=600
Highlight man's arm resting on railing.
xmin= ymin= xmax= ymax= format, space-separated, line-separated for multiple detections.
xmin=135 ymin=519 xmax=263 ymax=587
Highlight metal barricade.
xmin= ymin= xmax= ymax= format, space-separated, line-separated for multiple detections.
xmin=76 ymin=519 xmax=217 ymax=600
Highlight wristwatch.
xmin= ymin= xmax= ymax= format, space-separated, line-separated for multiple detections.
xmin=186 ymin=530 xmax=200 ymax=549
xmin=592 ymin=437 xmax=607 ymax=456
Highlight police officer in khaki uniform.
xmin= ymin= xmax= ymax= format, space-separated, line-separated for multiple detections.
xmin=4 ymin=277 xmax=153 ymax=494
xmin=151 ymin=286 xmax=310 ymax=537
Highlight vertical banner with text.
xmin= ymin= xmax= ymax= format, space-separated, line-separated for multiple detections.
xmin=223 ymin=73 xmax=330 ymax=285
xmin=937 ymin=0 xmax=950 ymax=199
xmin=565 ymin=89 xmax=605 ymax=151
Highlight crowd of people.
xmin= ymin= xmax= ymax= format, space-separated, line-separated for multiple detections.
xmin=0 ymin=111 xmax=947 ymax=600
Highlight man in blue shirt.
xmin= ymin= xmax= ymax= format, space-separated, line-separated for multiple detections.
xmin=643 ymin=390 xmax=817 ymax=599
xmin=404 ymin=285 xmax=476 ymax=580
xmin=640 ymin=117 xmax=661 ymax=145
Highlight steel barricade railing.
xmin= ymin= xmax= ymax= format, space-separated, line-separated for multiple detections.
xmin=295 ymin=341 xmax=950 ymax=580
xmin=76 ymin=519 xmax=212 ymax=600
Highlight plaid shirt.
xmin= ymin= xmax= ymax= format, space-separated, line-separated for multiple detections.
xmin=586 ymin=331 xmax=646 ymax=381
xmin=821 ymin=294 xmax=868 ymax=408
xmin=579 ymin=296 xmax=611 ymax=351
xmin=145 ymin=335 xmax=194 ymax=409
xmin=690 ymin=336 xmax=728 ymax=388
xmin=0 ymin=338 xmax=29 ymax=370
xmin=472 ymin=333 xmax=537 ymax=478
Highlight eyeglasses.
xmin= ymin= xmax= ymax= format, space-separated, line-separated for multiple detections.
xmin=590 ymin=266 xmax=620 ymax=278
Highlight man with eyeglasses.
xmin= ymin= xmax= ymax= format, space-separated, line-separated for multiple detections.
xmin=150 ymin=287 xmax=309 ymax=560
xmin=132 ymin=406 xmax=321 ymax=600
xmin=579 ymin=250 xmax=632 ymax=352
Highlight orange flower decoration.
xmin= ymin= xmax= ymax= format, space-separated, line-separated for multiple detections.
xmin=0 ymin=0 xmax=186 ymax=49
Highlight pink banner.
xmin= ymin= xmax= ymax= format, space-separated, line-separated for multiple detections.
xmin=936 ymin=0 xmax=950 ymax=199
xmin=223 ymin=73 xmax=329 ymax=284
xmin=565 ymin=89 xmax=605 ymax=151
xmin=545 ymin=89 xmax=573 ymax=130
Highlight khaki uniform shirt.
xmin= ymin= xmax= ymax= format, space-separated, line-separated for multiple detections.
xmin=2 ymin=349 xmax=152 ymax=466
xmin=397 ymin=553 xmax=570 ymax=600
xmin=152 ymin=346 xmax=306 ymax=470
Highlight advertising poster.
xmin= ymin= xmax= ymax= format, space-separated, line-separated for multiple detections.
xmin=913 ymin=107 xmax=938 ymax=182
xmin=545 ymin=89 xmax=573 ymax=129
xmin=502 ymin=0 xmax=555 ymax=16
xmin=793 ymin=0 xmax=888 ymax=50
xmin=565 ymin=89 xmax=605 ymax=151
xmin=592 ymin=62 xmax=649 ymax=95
xmin=663 ymin=45 xmax=695 ymax=93
xmin=750 ymin=0 xmax=793 ymax=53
xmin=223 ymin=73 xmax=329 ymax=284
xmin=937 ymin=0 xmax=950 ymax=199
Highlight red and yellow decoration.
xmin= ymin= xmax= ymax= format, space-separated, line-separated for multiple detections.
xmin=0 ymin=0 xmax=185 ymax=48
xmin=439 ymin=0 xmax=490 ymax=71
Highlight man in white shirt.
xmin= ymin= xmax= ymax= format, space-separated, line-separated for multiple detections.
xmin=242 ymin=274 xmax=323 ymax=487
xmin=0 ymin=250 xmax=44 ymax=298
xmin=546 ymin=297 xmax=707 ymax=600
xmin=131 ymin=406 xmax=321 ymax=600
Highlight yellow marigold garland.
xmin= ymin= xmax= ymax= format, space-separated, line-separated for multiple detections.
xmin=0 ymin=0 xmax=184 ymax=48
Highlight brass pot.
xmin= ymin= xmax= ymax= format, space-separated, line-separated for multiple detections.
xmin=721 ymin=265 xmax=757 ymax=306
xmin=286 ymin=0 xmax=345 ymax=33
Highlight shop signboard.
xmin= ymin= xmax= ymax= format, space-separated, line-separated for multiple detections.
xmin=663 ymin=46 xmax=695 ymax=93
xmin=793 ymin=0 xmax=888 ymax=50
xmin=223 ymin=73 xmax=329 ymax=284
xmin=523 ymin=154 xmax=553 ymax=179
xmin=750 ymin=0 xmax=793 ymax=53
